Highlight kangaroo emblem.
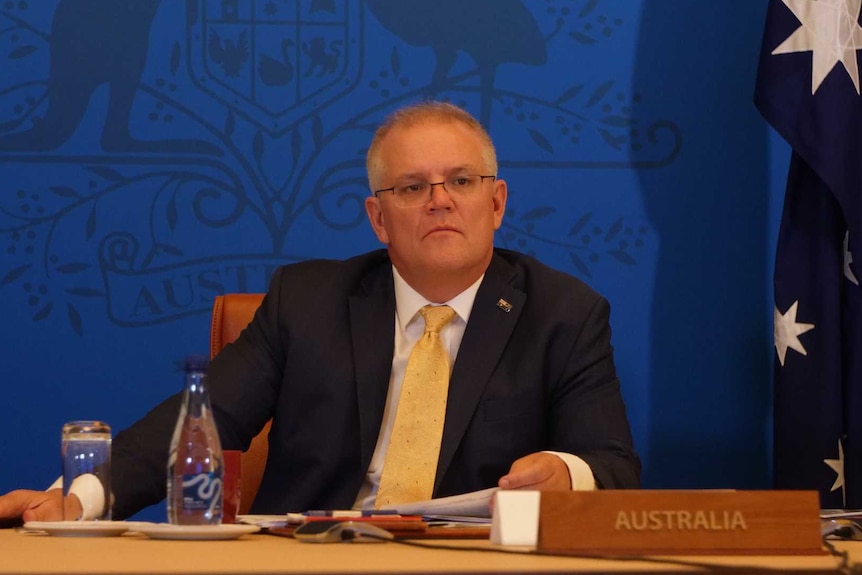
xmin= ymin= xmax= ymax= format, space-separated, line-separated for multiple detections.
xmin=0 ymin=0 xmax=220 ymax=155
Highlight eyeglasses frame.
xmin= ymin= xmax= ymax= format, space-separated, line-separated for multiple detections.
xmin=373 ymin=174 xmax=496 ymax=207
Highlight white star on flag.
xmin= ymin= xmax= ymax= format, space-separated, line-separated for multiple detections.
xmin=825 ymin=439 xmax=847 ymax=507
xmin=772 ymin=0 xmax=862 ymax=94
xmin=774 ymin=300 xmax=816 ymax=366
xmin=845 ymin=230 xmax=860 ymax=285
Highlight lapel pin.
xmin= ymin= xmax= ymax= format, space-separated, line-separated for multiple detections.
xmin=496 ymin=298 xmax=513 ymax=313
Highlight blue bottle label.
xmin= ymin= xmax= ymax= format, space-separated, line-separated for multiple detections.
xmin=181 ymin=472 xmax=223 ymax=513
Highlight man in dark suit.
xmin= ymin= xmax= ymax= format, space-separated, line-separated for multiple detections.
xmin=0 ymin=102 xmax=639 ymax=521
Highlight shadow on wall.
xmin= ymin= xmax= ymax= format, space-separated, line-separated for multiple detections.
xmin=364 ymin=0 xmax=546 ymax=129
xmin=632 ymin=2 xmax=772 ymax=488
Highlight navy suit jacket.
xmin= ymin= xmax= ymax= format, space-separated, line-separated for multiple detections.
xmin=112 ymin=249 xmax=639 ymax=518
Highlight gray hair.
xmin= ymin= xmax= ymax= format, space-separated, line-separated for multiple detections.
xmin=366 ymin=101 xmax=497 ymax=191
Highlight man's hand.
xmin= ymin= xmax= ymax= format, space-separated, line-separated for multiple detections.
xmin=498 ymin=452 xmax=572 ymax=491
xmin=0 ymin=489 xmax=81 ymax=522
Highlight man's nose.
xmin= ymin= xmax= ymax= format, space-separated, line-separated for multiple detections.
xmin=427 ymin=182 xmax=453 ymax=208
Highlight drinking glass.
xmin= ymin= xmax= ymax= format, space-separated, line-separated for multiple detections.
xmin=62 ymin=420 xmax=111 ymax=520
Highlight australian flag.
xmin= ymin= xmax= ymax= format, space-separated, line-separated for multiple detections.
xmin=755 ymin=0 xmax=862 ymax=509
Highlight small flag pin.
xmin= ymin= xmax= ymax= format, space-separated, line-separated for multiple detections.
xmin=496 ymin=298 xmax=513 ymax=313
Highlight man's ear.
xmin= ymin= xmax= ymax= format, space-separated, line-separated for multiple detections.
xmin=365 ymin=196 xmax=390 ymax=244
xmin=492 ymin=178 xmax=508 ymax=230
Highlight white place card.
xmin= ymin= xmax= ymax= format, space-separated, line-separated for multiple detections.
xmin=490 ymin=490 xmax=540 ymax=546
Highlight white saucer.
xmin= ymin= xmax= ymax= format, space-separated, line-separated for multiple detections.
xmin=130 ymin=523 xmax=260 ymax=540
xmin=23 ymin=520 xmax=131 ymax=537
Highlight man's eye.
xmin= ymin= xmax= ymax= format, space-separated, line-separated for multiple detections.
xmin=401 ymin=183 xmax=426 ymax=194
xmin=451 ymin=177 xmax=471 ymax=187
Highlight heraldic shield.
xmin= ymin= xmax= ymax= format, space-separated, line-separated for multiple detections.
xmin=187 ymin=0 xmax=362 ymax=136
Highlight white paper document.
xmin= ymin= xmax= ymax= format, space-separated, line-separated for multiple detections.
xmin=236 ymin=515 xmax=292 ymax=528
xmin=378 ymin=487 xmax=497 ymax=517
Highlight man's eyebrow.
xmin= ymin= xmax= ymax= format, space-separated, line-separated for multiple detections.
xmin=394 ymin=172 xmax=427 ymax=181
xmin=393 ymin=166 xmax=477 ymax=180
xmin=446 ymin=166 xmax=477 ymax=175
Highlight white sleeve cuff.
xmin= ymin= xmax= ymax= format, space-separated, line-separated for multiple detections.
xmin=45 ymin=474 xmax=106 ymax=520
xmin=543 ymin=451 xmax=597 ymax=491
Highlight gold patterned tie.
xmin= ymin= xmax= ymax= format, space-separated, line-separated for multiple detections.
xmin=375 ymin=305 xmax=456 ymax=508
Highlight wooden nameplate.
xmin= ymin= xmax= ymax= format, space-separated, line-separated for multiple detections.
xmin=537 ymin=490 xmax=823 ymax=556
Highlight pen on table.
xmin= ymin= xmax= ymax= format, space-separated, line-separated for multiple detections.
xmin=303 ymin=509 xmax=401 ymax=518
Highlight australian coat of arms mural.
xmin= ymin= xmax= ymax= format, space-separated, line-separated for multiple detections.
xmin=0 ymin=0 xmax=677 ymax=333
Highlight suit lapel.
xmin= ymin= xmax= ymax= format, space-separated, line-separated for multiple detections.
xmin=349 ymin=265 xmax=396 ymax=472
xmin=435 ymin=254 xmax=525 ymax=492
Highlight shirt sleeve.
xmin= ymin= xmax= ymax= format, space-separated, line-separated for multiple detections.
xmin=46 ymin=474 xmax=106 ymax=520
xmin=543 ymin=451 xmax=597 ymax=491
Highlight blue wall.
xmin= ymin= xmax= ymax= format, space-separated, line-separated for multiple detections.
xmin=0 ymin=1 xmax=778 ymax=519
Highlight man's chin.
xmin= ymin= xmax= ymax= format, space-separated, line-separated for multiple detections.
xmin=421 ymin=253 xmax=488 ymax=278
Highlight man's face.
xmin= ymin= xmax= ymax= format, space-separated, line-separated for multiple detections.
xmin=364 ymin=120 xmax=507 ymax=290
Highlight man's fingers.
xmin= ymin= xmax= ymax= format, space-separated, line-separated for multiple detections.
xmin=498 ymin=453 xmax=570 ymax=491
xmin=499 ymin=456 xmax=550 ymax=489
xmin=0 ymin=489 xmax=65 ymax=522
xmin=0 ymin=490 xmax=47 ymax=518
xmin=499 ymin=467 xmax=549 ymax=489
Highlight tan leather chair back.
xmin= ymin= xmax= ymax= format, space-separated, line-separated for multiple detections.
xmin=210 ymin=293 xmax=265 ymax=358
xmin=210 ymin=293 xmax=269 ymax=516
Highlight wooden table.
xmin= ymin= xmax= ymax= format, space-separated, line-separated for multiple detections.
xmin=0 ymin=528 xmax=854 ymax=574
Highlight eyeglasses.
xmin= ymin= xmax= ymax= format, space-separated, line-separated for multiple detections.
xmin=373 ymin=174 xmax=496 ymax=208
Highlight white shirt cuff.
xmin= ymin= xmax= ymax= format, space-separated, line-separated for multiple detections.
xmin=543 ymin=451 xmax=597 ymax=491
xmin=46 ymin=474 xmax=106 ymax=520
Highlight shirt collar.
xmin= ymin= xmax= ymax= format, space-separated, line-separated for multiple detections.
xmin=392 ymin=266 xmax=483 ymax=331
